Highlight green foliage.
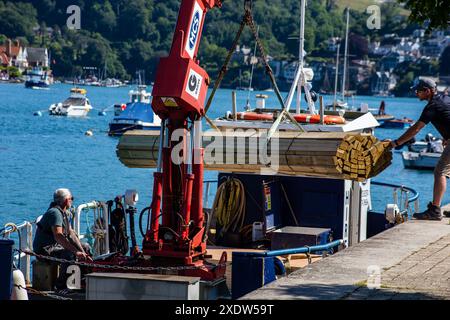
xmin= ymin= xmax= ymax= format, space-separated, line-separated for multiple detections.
xmin=7 ymin=65 xmax=21 ymax=78
xmin=392 ymin=70 xmax=415 ymax=96
xmin=0 ymin=0 xmax=440 ymax=85
xmin=393 ymin=59 xmax=440 ymax=96
xmin=440 ymin=46 xmax=450 ymax=76
xmin=398 ymin=0 xmax=450 ymax=31
xmin=0 ymin=1 xmax=38 ymax=39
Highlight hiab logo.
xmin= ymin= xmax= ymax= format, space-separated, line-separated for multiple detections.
xmin=188 ymin=74 xmax=198 ymax=92
xmin=186 ymin=69 xmax=202 ymax=100
xmin=189 ymin=11 xmax=200 ymax=50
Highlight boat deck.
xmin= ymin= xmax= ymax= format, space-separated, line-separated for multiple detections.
xmin=241 ymin=206 xmax=450 ymax=300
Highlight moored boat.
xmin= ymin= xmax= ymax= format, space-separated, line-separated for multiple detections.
xmin=379 ymin=117 xmax=414 ymax=129
xmin=24 ymin=67 xmax=50 ymax=89
xmin=48 ymin=88 xmax=93 ymax=117
xmin=402 ymin=151 xmax=441 ymax=170
xmin=108 ymin=85 xmax=161 ymax=136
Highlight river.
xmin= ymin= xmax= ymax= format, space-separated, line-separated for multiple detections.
xmin=0 ymin=83 xmax=446 ymax=234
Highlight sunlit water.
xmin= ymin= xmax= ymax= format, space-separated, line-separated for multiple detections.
xmin=1 ymin=83 xmax=446 ymax=243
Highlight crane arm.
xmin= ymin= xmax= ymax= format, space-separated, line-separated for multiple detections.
xmin=151 ymin=0 xmax=222 ymax=122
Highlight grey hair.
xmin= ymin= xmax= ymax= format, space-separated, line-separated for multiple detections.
xmin=53 ymin=188 xmax=72 ymax=206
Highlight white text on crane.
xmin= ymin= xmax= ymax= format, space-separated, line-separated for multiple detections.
xmin=185 ymin=1 xmax=203 ymax=59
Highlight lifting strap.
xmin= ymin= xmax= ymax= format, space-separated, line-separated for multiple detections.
xmin=204 ymin=0 xmax=303 ymax=133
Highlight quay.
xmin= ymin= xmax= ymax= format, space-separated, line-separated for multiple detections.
xmin=242 ymin=205 xmax=450 ymax=300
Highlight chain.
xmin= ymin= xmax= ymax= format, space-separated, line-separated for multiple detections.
xmin=205 ymin=1 xmax=286 ymax=116
xmin=16 ymin=284 xmax=73 ymax=301
xmin=204 ymin=12 xmax=248 ymax=114
xmin=245 ymin=11 xmax=287 ymax=115
xmin=20 ymin=249 xmax=229 ymax=272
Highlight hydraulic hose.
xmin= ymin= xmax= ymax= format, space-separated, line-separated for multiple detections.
xmin=139 ymin=206 xmax=152 ymax=238
xmin=212 ymin=177 xmax=246 ymax=235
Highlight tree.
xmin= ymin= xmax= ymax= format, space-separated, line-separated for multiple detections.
xmin=0 ymin=2 xmax=37 ymax=39
xmin=349 ymin=33 xmax=369 ymax=58
xmin=397 ymin=0 xmax=450 ymax=31
xmin=86 ymin=1 xmax=117 ymax=36
xmin=116 ymin=0 xmax=153 ymax=40
xmin=393 ymin=71 xmax=415 ymax=96
xmin=440 ymin=46 xmax=450 ymax=76
xmin=7 ymin=66 xmax=20 ymax=78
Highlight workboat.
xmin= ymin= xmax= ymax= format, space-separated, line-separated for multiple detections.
xmin=48 ymin=88 xmax=93 ymax=117
xmin=24 ymin=67 xmax=50 ymax=89
xmin=0 ymin=173 xmax=420 ymax=300
xmin=212 ymin=77 xmax=380 ymax=134
xmin=108 ymin=85 xmax=161 ymax=136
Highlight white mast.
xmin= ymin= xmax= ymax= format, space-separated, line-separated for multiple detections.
xmin=246 ymin=26 xmax=259 ymax=110
xmin=341 ymin=7 xmax=349 ymax=101
xmin=296 ymin=0 xmax=306 ymax=114
xmin=333 ymin=42 xmax=340 ymax=108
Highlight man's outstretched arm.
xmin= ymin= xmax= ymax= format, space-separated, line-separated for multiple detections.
xmin=389 ymin=121 xmax=426 ymax=147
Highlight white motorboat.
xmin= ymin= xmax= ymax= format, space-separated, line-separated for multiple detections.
xmin=402 ymin=151 xmax=441 ymax=170
xmin=401 ymin=134 xmax=444 ymax=170
xmin=49 ymin=88 xmax=93 ymax=117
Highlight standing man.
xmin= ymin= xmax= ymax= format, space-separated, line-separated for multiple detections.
xmin=387 ymin=79 xmax=450 ymax=220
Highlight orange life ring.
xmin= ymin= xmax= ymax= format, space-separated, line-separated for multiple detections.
xmin=293 ymin=114 xmax=345 ymax=125
xmin=236 ymin=112 xmax=273 ymax=121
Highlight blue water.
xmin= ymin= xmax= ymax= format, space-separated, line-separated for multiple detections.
xmin=1 ymin=83 xmax=447 ymax=233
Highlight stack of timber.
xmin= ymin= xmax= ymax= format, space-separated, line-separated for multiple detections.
xmin=334 ymin=136 xmax=392 ymax=181
xmin=116 ymin=130 xmax=392 ymax=181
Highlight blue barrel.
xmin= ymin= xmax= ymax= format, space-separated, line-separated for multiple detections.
xmin=0 ymin=239 xmax=15 ymax=300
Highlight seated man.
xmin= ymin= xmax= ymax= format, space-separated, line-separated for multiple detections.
xmin=33 ymin=188 xmax=92 ymax=289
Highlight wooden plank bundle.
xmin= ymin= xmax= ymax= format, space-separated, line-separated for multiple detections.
xmin=334 ymin=135 xmax=392 ymax=181
xmin=116 ymin=130 xmax=392 ymax=181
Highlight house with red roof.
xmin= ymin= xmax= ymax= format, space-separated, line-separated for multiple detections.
xmin=0 ymin=39 xmax=29 ymax=71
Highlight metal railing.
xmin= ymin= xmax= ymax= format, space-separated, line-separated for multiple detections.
xmin=371 ymin=180 xmax=420 ymax=215
xmin=73 ymin=201 xmax=110 ymax=256
xmin=1 ymin=201 xmax=111 ymax=285
xmin=0 ymin=179 xmax=219 ymax=285
xmin=1 ymin=221 xmax=34 ymax=284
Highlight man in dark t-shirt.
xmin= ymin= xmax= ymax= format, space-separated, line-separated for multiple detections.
xmin=33 ymin=188 xmax=91 ymax=260
xmin=33 ymin=188 xmax=92 ymax=289
xmin=387 ymin=79 xmax=450 ymax=220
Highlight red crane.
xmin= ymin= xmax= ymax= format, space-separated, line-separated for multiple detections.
xmin=143 ymin=0 xmax=226 ymax=280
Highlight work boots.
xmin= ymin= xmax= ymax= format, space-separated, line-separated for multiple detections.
xmin=413 ymin=202 xmax=442 ymax=221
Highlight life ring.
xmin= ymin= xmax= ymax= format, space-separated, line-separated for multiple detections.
xmin=293 ymin=114 xmax=345 ymax=125
xmin=236 ymin=112 xmax=273 ymax=121
xmin=121 ymin=104 xmax=127 ymax=111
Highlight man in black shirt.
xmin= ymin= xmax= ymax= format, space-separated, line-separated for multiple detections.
xmin=388 ymin=79 xmax=450 ymax=220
